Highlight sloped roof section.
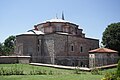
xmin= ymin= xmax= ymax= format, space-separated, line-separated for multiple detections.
xmin=89 ymin=48 xmax=118 ymax=53
xmin=19 ymin=30 xmax=44 ymax=35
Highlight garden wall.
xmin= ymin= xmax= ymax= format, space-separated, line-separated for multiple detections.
xmin=0 ymin=56 xmax=30 ymax=64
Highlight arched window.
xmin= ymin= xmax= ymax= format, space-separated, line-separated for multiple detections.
xmin=71 ymin=45 xmax=74 ymax=51
xmin=79 ymin=44 xmax=84 ymax=53
xmin=37 ymin=39 xmax=39 ymax=44
xmin=80 ymin=46 xmax=83 ymax=53
xmin=70 ymin=44 xmax=74 ymax=52
xmin=38 ymin=46 xmax=39 ymax=51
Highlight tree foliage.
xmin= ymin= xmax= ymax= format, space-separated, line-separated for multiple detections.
xmin=0 ymin=43 xmax=2 ymax=52
xmin=102 ymin=22 xmax=120 ymax=55
xmin=0 ymin=35 xmax=15 ymax=55
xmin=0 ymin=43 xmax=4 ymax=55
xmin=4 ymin=36 xmax=15 ymax=50
xmin=101 ymin=61 xmax=120 ymax=80
xmin=117 ymin=60 xmax=120 ymax=77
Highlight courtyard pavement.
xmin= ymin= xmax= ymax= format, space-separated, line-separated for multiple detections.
xmin=30 ymin=63 xmax=118 ymax=71
xmin=30 ymin=63 xmax=91 ymax=71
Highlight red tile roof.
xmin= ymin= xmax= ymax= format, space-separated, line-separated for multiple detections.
xmin=89 ymin=48 xmax=118 ymax=53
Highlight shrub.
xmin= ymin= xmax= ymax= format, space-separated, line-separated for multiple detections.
xmin=42 ymin=69 xmax=47 ymax=75
xmin=13 ymin=68 xmax=24 ymax=75
xmin=101 ymin=72 xmax=117 ymax=80
xmin=91 ymin=68 xmax=102 ymax=75
xmin=101 ymin=60 xmax=120 ymax=80
xmin=117 ymin=60 xmax=120 ymax=77
xmin=35 ymin=70 xmax=43 ymax=75
xmin=0 ymin=65 xmax=24 ymax=75
xmin=74 ymin=67 xmax=81 ymax=74
xmin=117 ymin=77 xmax=120 ymax=80
xmin=29 ymin=69 xmax=47 ymax=75
xmin=48 ymin=70 xmax=53 ymax=75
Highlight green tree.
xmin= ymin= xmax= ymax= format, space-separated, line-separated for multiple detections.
xmin=102 ymin=22 xmax=120 ymax=55
xmin=4 ymin=36 xmax=15 ymax=49
xmin=0 ymin=43 xmax=2 ymax=51
xmin=3 ymin=35 xmax=16 ymax=55
xmin=0 ymin=43 xmax=3 ymax=55
xmin=117 ymin=60 xmax=120 ymax=77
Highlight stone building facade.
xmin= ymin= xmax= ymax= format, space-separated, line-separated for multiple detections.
xmin=89 ymin=48 xmax=119 ymax=68
xmin=15 ymin=18 xmax=99 ymax=67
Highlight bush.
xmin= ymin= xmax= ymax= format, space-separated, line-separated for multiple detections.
xmin=101 ymin=72 xmax=118 ymax=80
xmin=117 ymin=60 xmax=120 ymax=77
xmin=0 ymin=64 xmax=55 ymax=75
xmin=101 ymin=60 xmax=120 ymax=80
xmin=48 ymin=70 xmax=53 ymax=75
xmin=117 ymin=77 xmax=120 ymax=80
xmin=29 ymin=69 xmax=47 ymax=75
xmin=91 ymin=68 xmax=102 ymax=75
xmin=74 ymin=67 xmax=81 ymax=74
xmin=0 ymin=67 xmax=24 ymax=75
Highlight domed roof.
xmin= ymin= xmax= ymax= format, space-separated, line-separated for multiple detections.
xmin=41 ymin=18 xmax=77 ymax=25
xmin=46 ymin=18 xmax=70 ymax=23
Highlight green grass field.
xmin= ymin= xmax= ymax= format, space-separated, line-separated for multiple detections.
xmin=0 ymin=64 xmax=117 ymax=80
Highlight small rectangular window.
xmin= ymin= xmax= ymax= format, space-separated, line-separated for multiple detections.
xmin=71 ymin=45 xmax=74 ymax=51
xmin=80 ymin=46 xmax=83 ymax=52
xmin=38 ymin=46 xmax=39 ymax=51
xmin=38 ymin=39 xmax=39 ymax=44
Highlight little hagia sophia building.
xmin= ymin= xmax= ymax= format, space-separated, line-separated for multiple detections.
xmin=15 ymin=14 xmax=118 ymax=68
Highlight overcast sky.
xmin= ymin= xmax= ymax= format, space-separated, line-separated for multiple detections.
xmin=0 ymin=0 xmax=120 ymax=43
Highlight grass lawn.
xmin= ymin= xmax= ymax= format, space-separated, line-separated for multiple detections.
xmin=0 ymin=74 xmax=103 ymax=80
xmin=0 ymin=64 xmax=117 ymax=80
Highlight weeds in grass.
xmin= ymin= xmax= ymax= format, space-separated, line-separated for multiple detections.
xmin=0 ymin=66 xmax=24 ymax=75
xmin=74 ymin=67 xmax=81 ymax=74
xmin=29 ymin=68 xmax=48 ymax=75
xmin=48 ymin=70 xmax=54 ymax=75
xmin=0 ymin=65 xmax=55 ymax=75
xmin=91 ymin=68 xmax=102 ymax=75
xmin=0 ymin=64 xmax=88 ymax=75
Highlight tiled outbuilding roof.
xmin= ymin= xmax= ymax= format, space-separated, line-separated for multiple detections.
xmin=89 ymin=48 xmax=118 ymax=53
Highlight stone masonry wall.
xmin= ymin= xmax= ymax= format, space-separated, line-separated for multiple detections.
xmin=0 ymin=56 xmax=30 ymax=64
xmin=43 ymin=34 xmax=55 ymax=64
xmin=53 ymin=33 xmax=99 ymax=67
xmin=89 ymin=53 xmax=119 ymax=68
xmin=15 ymin=35 xmax=38 ymax=62
xmin=15 ymin=33 xmax=99 ymax=67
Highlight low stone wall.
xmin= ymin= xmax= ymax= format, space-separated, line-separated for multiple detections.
xmin=0 ymin=56 xmax=30 ymax=64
